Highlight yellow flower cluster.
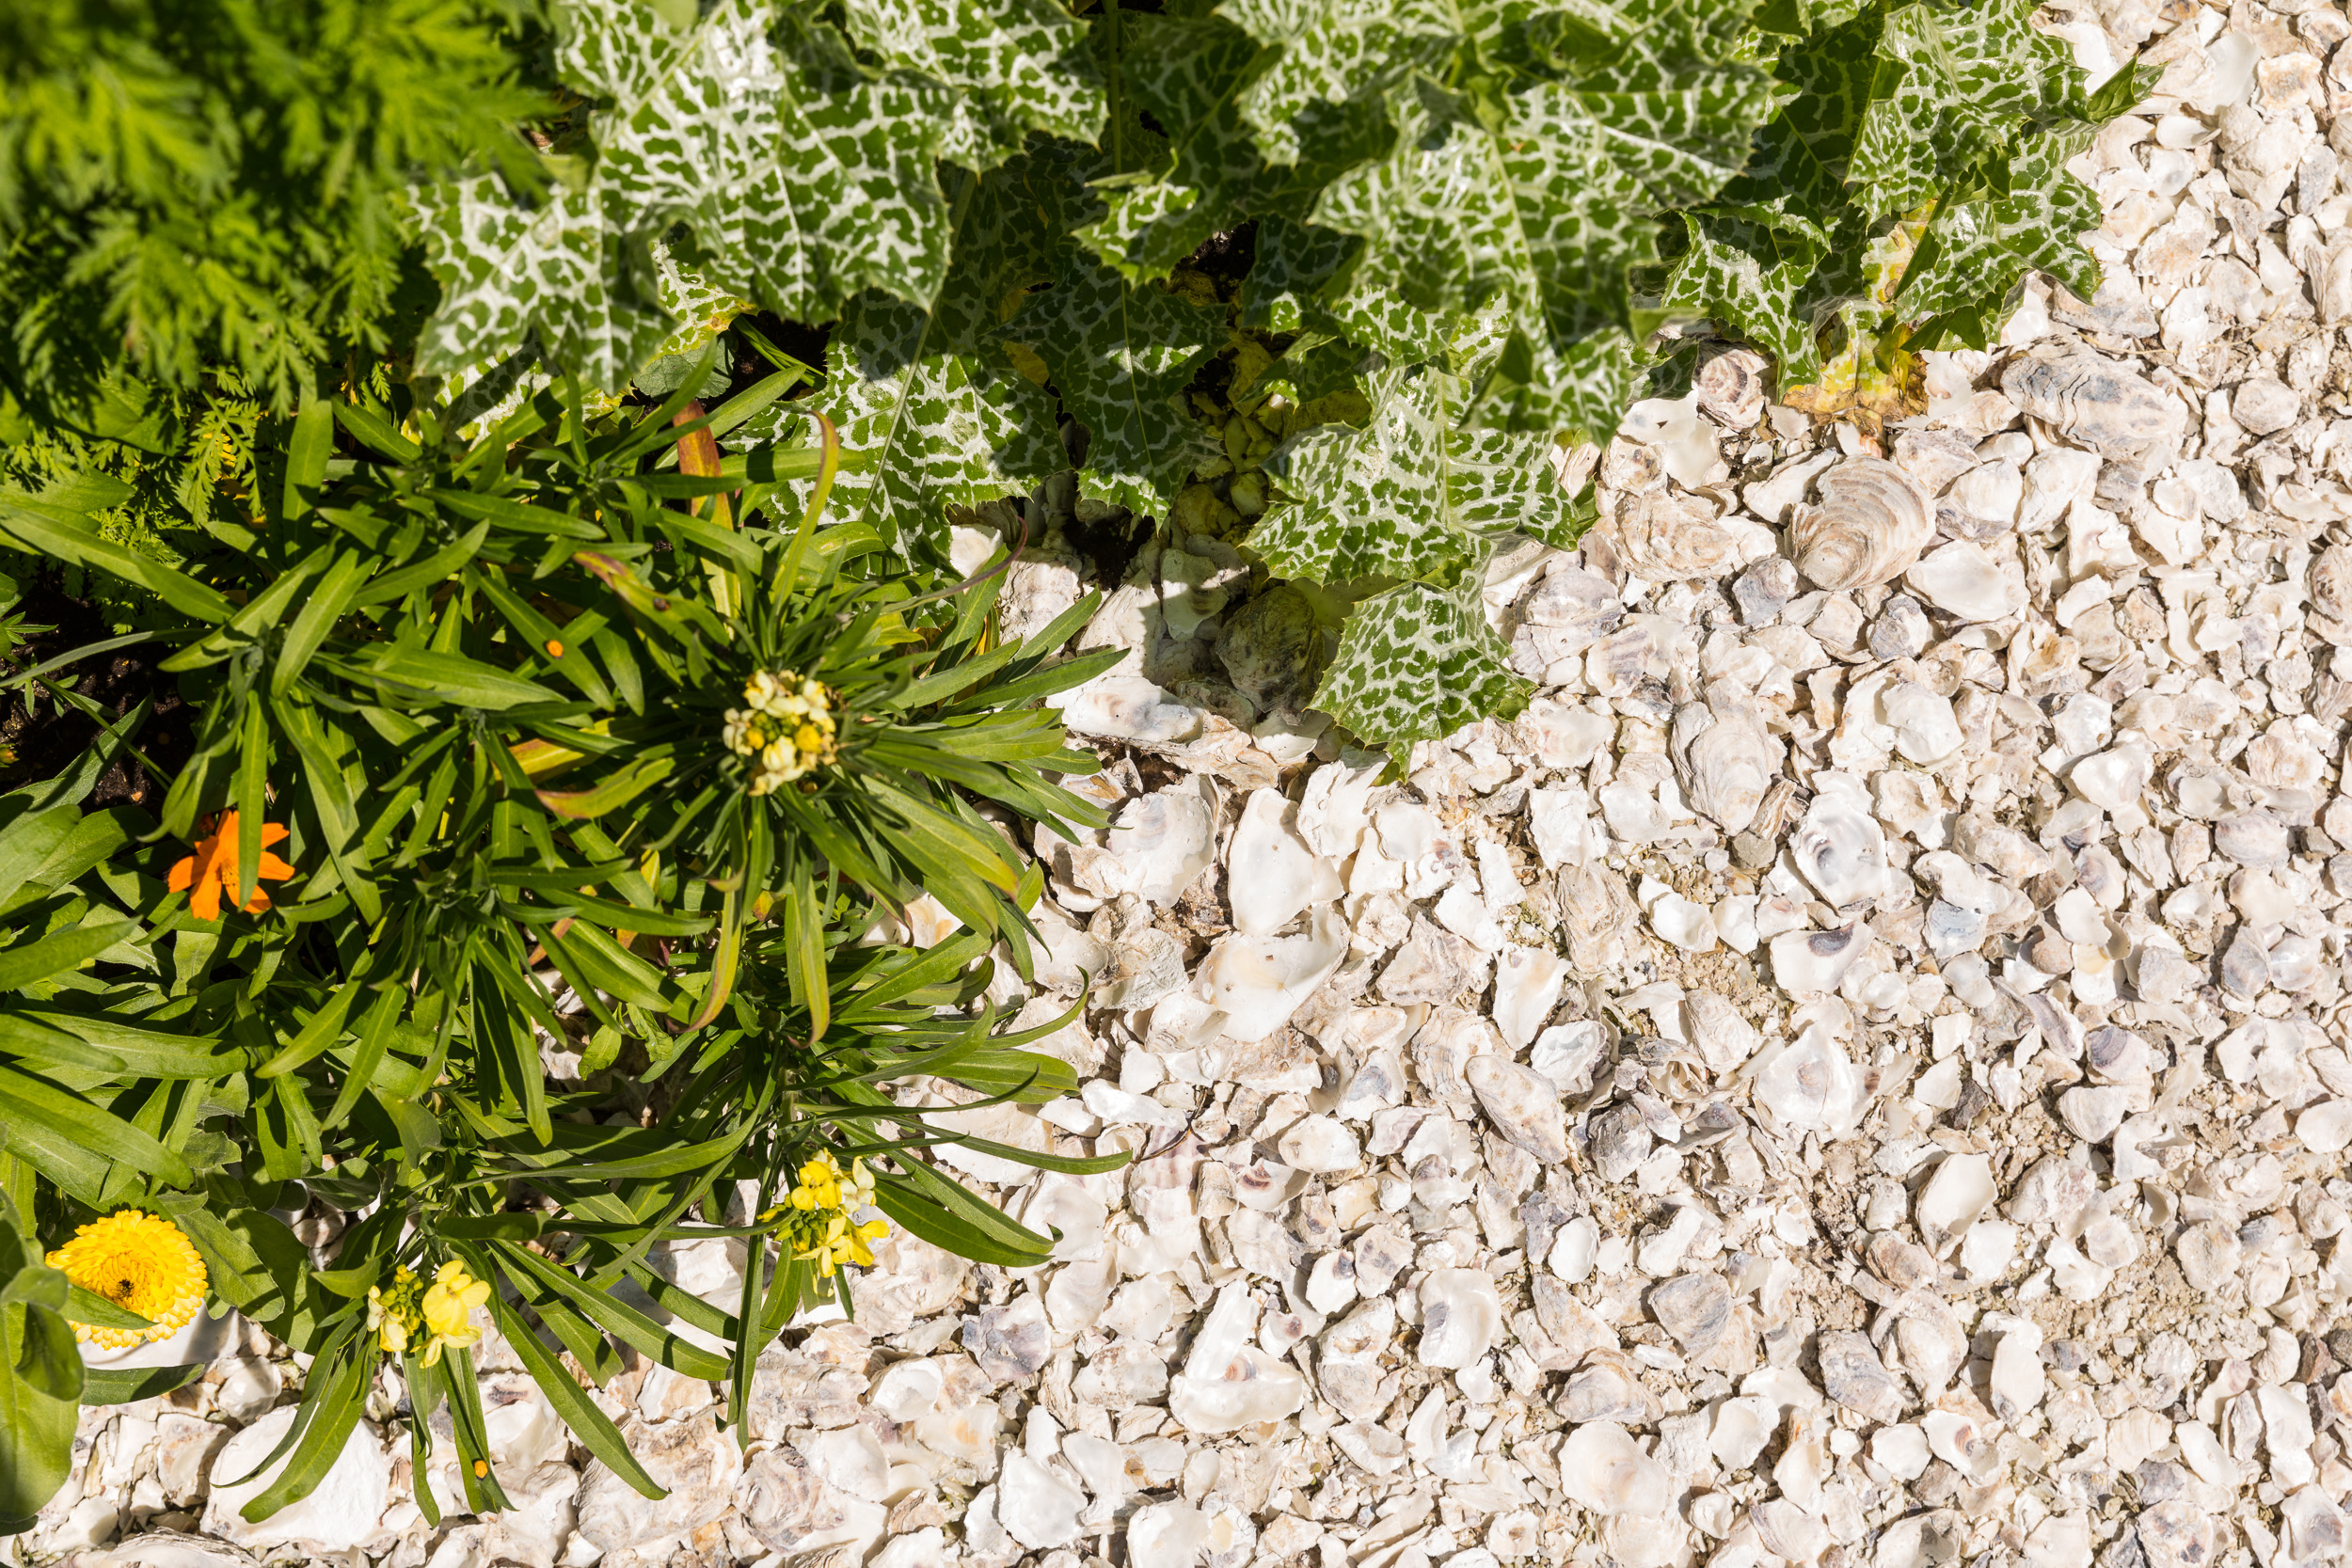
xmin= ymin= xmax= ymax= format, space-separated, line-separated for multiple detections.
xmin=367 ymin=1261 xmax=490 ymax=1366
xmin=779 ymin=1151 xmax=888 ymax=1279
xmin=723 ymin=669 xmax=838 ymax=795
xmin=47 ymin=1211 xmax=209 ymax=1349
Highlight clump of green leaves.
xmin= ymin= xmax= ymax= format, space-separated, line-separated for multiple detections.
xmin=0 ymin=0 xmax=546 ymax=419
xmin=0 ymin=361 xmax=1120 ymax=1519
xmin=410 ymin=0 xmax=2130 ymax=756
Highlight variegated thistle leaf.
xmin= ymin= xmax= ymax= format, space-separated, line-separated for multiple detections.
xmin=1217 ymin=0 xmax=1456 ymax=166
xmin=999 ymin=253 xmax=1223 ymax=517
xmin=837 ymin=0 xmax=1105 ymax=172
xmin=1314 ymin=577 xmax=1533 ymax=752
xmin=1078 ymin=12 xmax=1395 ymax=284
xmin=1245 ymin=213 xmax=1454 ymax=371
xmin=416 ymin=0 xmax=955 ymax=389
xmin=1662 ymin=204 xmax=1832 ymax=384
xmin=1309 ymin=0 xmax=1777 ymax=434
xmin=1249 ymin=355 xmax=1578 ymax=586
xmin=741 ymin=150 xmax=1089 ymax=554
xmin=1892 ymin=132 xmax=2104 ymax=334
xmin=1845 ymin=0 xmax=2086 ymax=224
xmin=417 ymin=179 xmax=671 ymax=394
xmin=1074 ymin=12 xmax=1264 ymax=281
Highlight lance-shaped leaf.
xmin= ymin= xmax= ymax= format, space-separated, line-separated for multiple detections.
xmin=1313 ymin=577 xmax=1533 ymax=752
xmin=838 ymin=0 xmax=1105 ymax=171
xmin=1249 ymin=356 xmax=1575 ymax=587
xmin=1000 ymin=253 xmax=1222 ymax=516
xmin=416 ymin=0 xmax=954 ymax=388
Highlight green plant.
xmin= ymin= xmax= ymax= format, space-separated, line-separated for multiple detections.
xmin=0 ymin=0 xmax=546 ymax=420
xmin=0 ymin=361 xmax=1123 ymax=1519
xmin=407 ymin=0 xmax=2133 ymax=754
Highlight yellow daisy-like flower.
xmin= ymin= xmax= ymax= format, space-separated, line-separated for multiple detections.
xmin=420 ymin=1260 xmax=491 ymax=1367
xmin=46 ymin=1211 xmax=209 ymax=1349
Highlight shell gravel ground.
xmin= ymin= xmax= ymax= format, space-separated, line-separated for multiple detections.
xmin=21 ymin=5 xmax=2352 ymax=1568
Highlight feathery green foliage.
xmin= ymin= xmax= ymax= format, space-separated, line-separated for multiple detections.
xmin=0 ymin=0 xmax=545 ymax=419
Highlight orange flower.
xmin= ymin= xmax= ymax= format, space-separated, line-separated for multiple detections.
xmin=167 ymin=810 xmax=294 ymax=920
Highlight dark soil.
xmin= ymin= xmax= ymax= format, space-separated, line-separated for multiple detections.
xmin=0 ymin=572 xmax=196 ymax=809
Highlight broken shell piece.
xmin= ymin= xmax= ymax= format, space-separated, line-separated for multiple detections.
xmin=1681 ymin=991 xmax=1758 ymax=1073
xmin=1789 ymin=455 xmax=1935 ymax=590
xmin=1921 ymin=1405 xmax=2004 ymax=1485
xmin=1916 ymin=1154 xmax=1997 ymax=1258
xmin=1906 ymin=541 xmax=2023 ymax=623
xmin=1617 ymin=393 xmax=1729 ymax=489
xmin=1647 ymin=1272 xmax=1732 ymax=1357
xmin=1417 ymin=1269 xmax=1503 ymax=1369
xmin=1277 ymin=1115 xmax=1360 ymax=1174
xmin=1492 ymin=945 xmax=1567 ymax=1050
xmin=998 ymin=1453 xmax=1086 ymax=1547
xmin=1711 ymin=1396 xmax=1778 ymax=1471
xmin=1649 ymin=893 xmax=1718 ymax=952
xmin=1988 ymin=1327 xmax=2046 ymax=1424
xmin=1168 ymin=1283 xmax=1306 ymax=1433
xmin=1226 ymin=787 xmax=1343 ymax=937
xmin=1557 ymin=1423 xmax=1674 ymax=1518
xmin=1191 ymin=908 xmax=1348 ymax=1042
xmin=1557 ymin=1354 xmax=1661 ymax=1425
xmin=1465 ymin=1056 xmax=1569 ymax=1165
xmin=1767 ymin=923 xmax=1869 ymax=995
xmin=1108 ymin=780 xmax=1216 ymax=906
xmin=1818 ymin=1329 xmax=1908 ymax=1421
xmin=1789 ymin=787 xmax=1888 ymax=907
xmin=1531 ymin=1021 xmax=1607 ymax=1096
xmin=1752 ymin=1025 xmax=1866 ymax=1134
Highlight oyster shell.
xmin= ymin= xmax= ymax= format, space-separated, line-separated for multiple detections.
xmin=1671 ymin=695 xmax=1783 ymax=835
xmin=1789 ymin=455 xmax=1934 ymax=591
xmin=1607 ymin=491 xmax=1750 ymax=582
xmin=1416 ymin=1268 xmax=1502 ymax=1369
xmin=1107 ymin=779 xmax=1216 ymax=906
xmin=1557 ymin=1424 xmax=1673 ymax=1518
xmin=1226 ymin=787 xmax=1343 ymax=937
xmin=1465 ymin=1055 xmax=1569 ymax=1165
xmin=1999 ymin=355 xmax=2184 ymax=460
xmin=1695 ymin=347 xmax=1770 ymax=428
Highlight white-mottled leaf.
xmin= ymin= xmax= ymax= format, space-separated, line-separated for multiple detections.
xmin=416 ymin=0 xmax=954 ymax=389
xmin=839 ymin=0 xmax=1105 ymax=172
xmin=1313 ymin=577 xmax=1532 ymax=752
xmin=1250 ymin=355 xmax=1572 ymax=585
xmin=1217 ymin=0 xmax=1456 ymax=166
xmin=1000 ymin=253 xmax=1222 ymax=516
